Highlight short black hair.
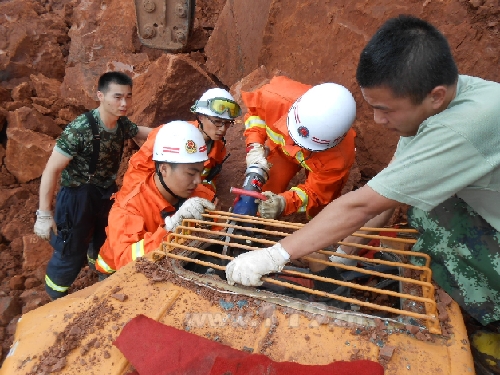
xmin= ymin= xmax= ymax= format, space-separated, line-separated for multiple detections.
xmin=356 ymin=15 xmax=458 ymax=104
xmin=97 ymin=71 xmax=133 ymax=93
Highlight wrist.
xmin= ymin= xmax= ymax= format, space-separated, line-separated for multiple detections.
xmin=36 ymin=210 xmax=53 ymax=217
xmin=246 ymin=143 xmax=263 ymax=152
xmin=275 ymin=243 xmax=290 ymax=260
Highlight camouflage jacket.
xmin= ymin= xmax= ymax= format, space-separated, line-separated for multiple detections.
xmin=55 ymin=109 xmax=139 ymax=188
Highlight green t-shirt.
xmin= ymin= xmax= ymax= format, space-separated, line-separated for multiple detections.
xmin=55 ymin=109 xmax=139 ymax=188
xmin=368 ymin=75 xmax=500 ymax=231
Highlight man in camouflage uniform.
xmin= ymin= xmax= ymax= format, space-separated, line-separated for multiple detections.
xmin=225 ymin=16 xmax=500 ymax=372
xmin=34 ymin=71 xmax=151 ymax=300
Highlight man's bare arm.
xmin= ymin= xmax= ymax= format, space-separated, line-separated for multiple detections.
xmin=38 ymin=150 xmax=71 ymax=211
xmin=134 ymin=126 xmax=152 ymax=142
xmin=281 ymin=184 xmax=401 ymax=259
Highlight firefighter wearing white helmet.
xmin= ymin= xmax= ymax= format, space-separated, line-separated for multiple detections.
xmin=242 ymin=76 xmax=357 ymax=221
xmin=96 ymin=120 xmax=216 ymax=277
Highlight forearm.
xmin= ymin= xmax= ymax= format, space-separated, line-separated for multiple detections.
xmin=339 ymin=208 xmax=395 ymax=254
xmin=134 ymin=126 xmax=152 ymax=141
xmin=38 ymin=169 xmax=60 ymax=211
xmin=280 ymin=186 xmax=399 ymax=259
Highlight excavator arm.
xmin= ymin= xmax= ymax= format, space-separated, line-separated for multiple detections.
xmin=133 ymin=0 xmax=195 ymax=51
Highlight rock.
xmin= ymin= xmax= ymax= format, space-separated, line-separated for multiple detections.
xmin=437 ymin=288 xmax=453 ymax=306
xmin=0 ymin=297 xmax=21 ymax=326
xmin=0 ymin=87 xmax=11 ymax=103
xmin=11 ymin=82 xmax=34 ymax=101
xmin=67 ymin=0 xmax=137 ymax=65
xmin=0 ymin=107 xmax=7 ymax=133
xmin=110 ymin=293 xmax=128 ymax=302
xmin=30 ymin=73 xmax=62 ymax=98
xmin=5 ymin=316 xmax=19 ymax=335
xmin=21 ymin=294 xmax=44 ymax=314
xmin=0 ymin=1 xmax=67 ymax=81
xmin=2 ymin=221 xmax=25 ymax=243
xmin=24 ymin=277 xmax=41 ymax=289
xmin=8 ymin=107 xmax=62 ymax=138
xmin=5 ymin=128 xmax=55 ymax=183
xmin=205 ymin=0 xmax=273 ymax=87
xmin=9 ymin=275 xmax=25 ymax=291
xmin=129 ymin=54 xmax=216 ymax=127
xmin=437 ymin=302 xmax=450 ymax=322
xmin=379 ymin=345 xmax=396 ymax=360
xmin=22 ymin=235 xmax=53 ymax=273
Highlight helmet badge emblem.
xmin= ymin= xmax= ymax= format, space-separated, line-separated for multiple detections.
xmin=297 ymin=126 xmax=309 ymax=138
xmin=185 ymin=140 xmax=197 ymax=154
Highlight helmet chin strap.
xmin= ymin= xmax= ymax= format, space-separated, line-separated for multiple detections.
xmin=196 ymin=116 xmax=214 ymax=153
xmin=155 ymin=163 xmax=181 ymax=201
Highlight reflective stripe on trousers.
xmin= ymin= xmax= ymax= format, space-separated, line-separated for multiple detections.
xmin=45 ymin=274 xmax=69 ymax=293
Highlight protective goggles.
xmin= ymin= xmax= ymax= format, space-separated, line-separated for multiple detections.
xmin=193 ymin=97 xmax=242 ymax=118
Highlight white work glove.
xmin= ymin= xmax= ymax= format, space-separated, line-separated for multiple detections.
xmin=329 ymin=246 xmax=357 ymax=266
xmin=226 ymin=243 xmax=290 ymax=286
xmin=34 ymin=210 xmax=56 ymax=240
xmin=164 ymin=197 xmax=215 ymax=232
xmin=258 ymin=191 xmax=285 ymax=219
xmin=246 ymin=143 xmax=270 ymax=171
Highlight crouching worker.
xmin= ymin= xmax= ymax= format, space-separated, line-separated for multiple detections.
xmin=242 ymin=76 xmax=357 ymax=220
xmin=96 ymin=121 xmax=215 ymax=278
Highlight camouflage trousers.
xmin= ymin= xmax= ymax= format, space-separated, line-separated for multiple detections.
xmin=408 ymin=196 xmax=500 ymax=326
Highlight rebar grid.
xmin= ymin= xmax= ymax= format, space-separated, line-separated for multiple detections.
xmin=161 ymin=211 xmax=441 ymax=334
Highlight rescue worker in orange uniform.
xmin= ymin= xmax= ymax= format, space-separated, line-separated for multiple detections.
xmin=242 ymin=76 xmax=357 ymax=219
xmin=95 ymin=121 xmax=216 ymax=277
xmin=116 ymin=88 xmax=241 ymax=200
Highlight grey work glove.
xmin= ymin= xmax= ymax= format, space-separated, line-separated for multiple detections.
xmin=34 ymin=210 xmax=56 ymax=240
xmin=164 ymin=197 xmax=215 ymax=232
xmin=329 ymin=246 xmax=357 ymax=267
xmin=245 ymin=143 xmax=270 ymax=172
xmin=225 ymin=243 xmax=290 ymax=286
xmin=258 ymin=191 xmax=285 ymax=219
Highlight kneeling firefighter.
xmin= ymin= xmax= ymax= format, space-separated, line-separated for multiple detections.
xmin=96 ymin=121 xmax=216 ymax=277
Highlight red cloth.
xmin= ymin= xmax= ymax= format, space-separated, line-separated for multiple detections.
xmin=114 ymin=314 xmax=384 ymax=375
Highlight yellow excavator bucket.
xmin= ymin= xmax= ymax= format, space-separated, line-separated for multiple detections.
xmin=1 ymin=211 xmax=475 ymax=374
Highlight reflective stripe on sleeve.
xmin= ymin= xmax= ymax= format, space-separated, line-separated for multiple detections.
xmin=131 ymin=239 xmax=145 ymax=261
xmin=266 ymin=127 xmax=312 ymax=171
xmin=290 ymin=187 xmax=309 ymax=213
xmin=202 ymin=180 xmax=216 ymax=190
xmin=45 ymin=275 xmax=69 ymax=293
xmin=96 ymin=254 xmax=115 ymax=274
xmin=245 ymin=116 xmax=267 ymax=130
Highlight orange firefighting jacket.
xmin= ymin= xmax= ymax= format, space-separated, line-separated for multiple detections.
xmin=242 ymin=76 xmax=356 ymax=218
xmin=96 ymin=174 xmax=215 ymax=274
xmin=117 ymin=120 xmax=226 ymax=200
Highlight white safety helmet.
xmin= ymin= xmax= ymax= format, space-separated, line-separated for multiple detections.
xmin=287 ymin=83 xmax=356 ymax=151
xmin=191 ymin=88 xmax=241 ymax=120
xmin=153 ymin=121 xmax=208 ymax=164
